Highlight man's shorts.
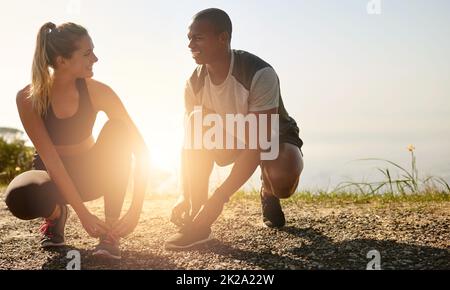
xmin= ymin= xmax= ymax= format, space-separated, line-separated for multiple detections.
xmin=279 ymin=116 xmax=303 ymax=156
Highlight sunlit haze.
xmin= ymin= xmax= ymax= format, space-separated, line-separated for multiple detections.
xmin=1 ymin=0 xmax=449 ymax=194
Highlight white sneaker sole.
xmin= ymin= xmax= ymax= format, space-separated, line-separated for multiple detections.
xmin=164 ymin=233 xmax=213 ymax=250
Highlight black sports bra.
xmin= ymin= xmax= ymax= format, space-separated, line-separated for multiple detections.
xmin=43 ymin=79 xmax=97 ymax=146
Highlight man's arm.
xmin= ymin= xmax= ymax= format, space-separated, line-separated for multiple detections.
xmin=191 ymin=65 xmax=281 ymax=228
xmin=191 ymin=108 xmax=278 ymax=229
xmin=171 ymin=81 xmax=210 ymax=227
xmin=215 ymin=108 xmax=277 ymax=201
xmin=214 ymin=66 xmax=281 ymax=199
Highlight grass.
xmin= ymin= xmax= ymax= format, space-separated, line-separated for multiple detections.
xmin=332 ymin=146 xmax=450 ymax=196
xmin=1 ymin=184 xmax=447 ymax=205
xmin=232 ymin=189 xmax=449 ymax=204
xmin=232 ymin=145 xmax=450 ymax=205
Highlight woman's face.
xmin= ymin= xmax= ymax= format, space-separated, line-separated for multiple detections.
xmin=57 ymin=35 xmax=98 ymax=78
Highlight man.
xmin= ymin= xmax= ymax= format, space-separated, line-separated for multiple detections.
xmin=165 ymin=8 xmax=304 ymax=250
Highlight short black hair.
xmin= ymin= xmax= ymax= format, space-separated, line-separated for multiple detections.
xmin=193 ymin=8 xmax=232 ymax=41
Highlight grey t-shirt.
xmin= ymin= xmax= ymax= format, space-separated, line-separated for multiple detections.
xmin=185 ymin=49 xmax=303 ymax=149
xmin=185 ymin=50 xmax=279 ymax=114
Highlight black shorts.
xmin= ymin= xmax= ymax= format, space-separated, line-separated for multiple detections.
xmin=279 ymin=117 xmax=303 ymax=156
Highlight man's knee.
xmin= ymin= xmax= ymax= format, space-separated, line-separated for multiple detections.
xmin=262 ymin=144 xmax=304 ymax=199
xmin=272 ymin=184 xmax=298 ymax=199
xmin=265 ymin=171 xmax=300 ymax=199
xmin=213 ymin=149 xmax=241 ymax=166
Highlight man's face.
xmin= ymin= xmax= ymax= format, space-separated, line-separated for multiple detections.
xmin=187 ymin=19 xmax=227 ymax=65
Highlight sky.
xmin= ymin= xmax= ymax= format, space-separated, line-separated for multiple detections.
xmin=0 ymin=0 xmax=449 ymax=193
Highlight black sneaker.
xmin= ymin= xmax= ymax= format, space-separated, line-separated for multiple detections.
xmin=92 ymin=235 xmax=121 ymax=260
xmin=40 ymin=205 xmax=69 ymax=248
xmin=164 ymin=226 xmax=212 ymax=250
xmin=260 ymin=190 xmax=285 ymax=228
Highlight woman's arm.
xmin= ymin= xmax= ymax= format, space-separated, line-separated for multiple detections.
xmin=16 ymin=86 xmax=108 ymax=237
xmin=86 ymin=79 xmax=150 ymax=236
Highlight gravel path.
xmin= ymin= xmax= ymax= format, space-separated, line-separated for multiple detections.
xmin=1 ymin=193 xmax=449 ymax=270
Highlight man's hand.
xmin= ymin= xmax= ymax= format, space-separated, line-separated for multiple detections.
xmin=170 ymin=197 xmax=192 ymax=228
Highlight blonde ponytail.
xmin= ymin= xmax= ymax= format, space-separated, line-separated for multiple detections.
xmin=30 ymin=22 xmax=56 ymax=116
xmin=30 ymin=22 xmax=88 ymax=116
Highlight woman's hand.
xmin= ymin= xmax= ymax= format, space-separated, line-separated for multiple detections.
xmin=78 ymin=210 xmax=109 ymax=238
xmin=110 ymin=207 xmax=141 ymax=238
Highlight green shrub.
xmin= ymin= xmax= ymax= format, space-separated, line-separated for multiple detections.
xmin=0 ymin=136 xmax=34 ymax=185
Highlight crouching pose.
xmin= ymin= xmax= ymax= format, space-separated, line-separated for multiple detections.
xmin=165 ymin=9 xmax=304 ymax=250
xmin=5 ymin=22 xmax=149 ymax=260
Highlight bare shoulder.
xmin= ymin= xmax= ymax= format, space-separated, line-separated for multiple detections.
xmin=85 ymin=78 xmax=121 ymax=112
xmin=15 ymin=85 xmax=43 ymax=135
xmin=16 ymin=85 xmax=32 ymax=110
xmin=85 ymin=78 xmax=115 ymax=96
xmin=85 ymin=78 xmax=111 ymax=112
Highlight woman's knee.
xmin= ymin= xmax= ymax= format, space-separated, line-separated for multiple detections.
xmin=104 ymin=119 xmax=129 ymax=133
xmin=5 ymin=182 xmax=35 ymax=220
xmin=97 ymin=119 xmax=132 ymax=153
xmin=101 ymin=119 xmax=130 ymax=141
xmin=4 ymin=171 xmax=55 ymax=220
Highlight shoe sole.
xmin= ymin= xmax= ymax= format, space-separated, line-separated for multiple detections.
xmin=262 ymin=220 xmax=285 ymax=228
xmin=164 ymin=233 xmax=213 ymax=250
xmin=92 ymin=249 xmax=122 ymax=260
xmin=41 ymin=241 xmax=66 ymax=248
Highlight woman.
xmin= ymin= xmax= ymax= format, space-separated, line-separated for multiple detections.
xmin=4 ymin=22 xmax=149 ymax=260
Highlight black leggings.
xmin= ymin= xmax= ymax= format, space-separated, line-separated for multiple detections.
xmin=4 ymin=119 xmax=132 ymax=221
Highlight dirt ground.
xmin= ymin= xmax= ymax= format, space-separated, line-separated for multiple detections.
xmin=0 ymin=192 xmax=449 ymax=270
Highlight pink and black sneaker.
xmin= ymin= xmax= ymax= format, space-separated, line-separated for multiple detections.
xmin=40 ymin=205 xmax=69 ymax=248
